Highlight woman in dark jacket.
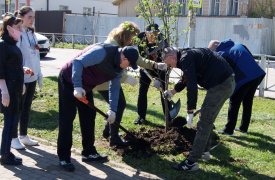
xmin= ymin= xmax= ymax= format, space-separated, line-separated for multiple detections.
xmin=0 ymin=14 xmax=24 ymax=165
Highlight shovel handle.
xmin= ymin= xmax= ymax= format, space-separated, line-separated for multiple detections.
xmin=78 ymin=97 xmax=137 ymax=139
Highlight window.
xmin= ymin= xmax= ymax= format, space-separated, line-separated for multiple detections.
xmin=196 ymin=7 xmax=203 ymax=16
xmin=178 ymin=0 xmax=187 ymax=16
xmin=164 ymin=0 xmax=170 ymax=14
xmin=227 ymin=0 xmax=238 ymax=16
xmin=83 ymin=7 xmax=92 ymax=15
xmin=210 ymin=0 xmax=220 ymax=15
xmin=19 ymin=3 xmax=26 ymax=8
xmin=1 ymin=4 xmax=5 ymax=15
xmin=10 ymin=3 xmax=15 ymax=13
xmin=59 ymin=5 xmax=69 ymax=11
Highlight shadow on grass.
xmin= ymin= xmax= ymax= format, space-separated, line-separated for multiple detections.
xmin=46 ymin=76 xmax=58 ymax=82
xmin=122 ymin=142 xmax=273 ymax=179
xmin=228 ymin=132 xmax=275 ymax=153
xmin=208 ymin=142 xmax=274 ymax=179
xmin=28 ymin=109 xmax=58 ymax=130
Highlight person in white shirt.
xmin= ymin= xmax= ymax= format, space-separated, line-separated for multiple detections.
xmin=11 ymin=6 xmax=42 ymax=150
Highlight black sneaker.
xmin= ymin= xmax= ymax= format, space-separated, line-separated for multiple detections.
xmin=82 ymin=153 xmax=108 ymax=163
xmin=235 ymin=128 xmax=248 ymax=134
xmin=110 ymin=136 xmax=129 ymax=147
xmin=173 ymin=159 xmax=199 ymax=171
xmin=218 ymin=130 xmax=235 ymax=136
xmin=102 ymin=127 xmax=110 ymax=139
xmin=10 ymin=152 xmax=22 ymax=162
xmin=1 ymin=153 xmax=22 ymax=166
xmin=59 ymin=161 xmax=75 ymax=172
xmin=134 ymin=117 xmax=145 ymax=125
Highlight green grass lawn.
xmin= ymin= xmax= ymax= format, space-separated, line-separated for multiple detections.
xmin=1 ymin=77 xmax=275 ymax=179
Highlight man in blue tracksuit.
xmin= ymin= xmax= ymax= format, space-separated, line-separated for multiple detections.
xmin=208 ymin=39 xmax=266 ymax=135
xmin=57 ymin=43 xmax=138 ymax=172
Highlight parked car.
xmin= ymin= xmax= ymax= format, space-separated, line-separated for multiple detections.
xmin=0 ymin=20 xmax=50 ymax=58
xmin=35 ymin=32 xmax=50 ymax=58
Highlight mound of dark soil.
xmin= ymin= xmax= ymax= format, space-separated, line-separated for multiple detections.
xmin=116 ymin=126 xmax=219 ymax=158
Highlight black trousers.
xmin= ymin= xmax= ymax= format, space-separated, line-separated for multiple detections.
xmin=137 ymin=69 xmax=171 ymax=120
xmin=99 ymin=88 xmax=126 ymax=138
xmin=57 ymin=74 xmax=96 ymax=161
xmin=224 ymin=75 xmax=265 ymax=134
xmin=1 ymin=112 xmax=18 ymax=156
xmin=12 ymin=81 xmax=36 ymax=138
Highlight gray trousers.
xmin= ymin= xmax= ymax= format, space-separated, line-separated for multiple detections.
xmin=188 ymin=75 xmax=235 ymax=162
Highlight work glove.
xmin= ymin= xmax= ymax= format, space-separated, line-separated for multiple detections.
xmin=164 ymin=90 xmax=174 ymax=101
xmin=186 ymin=113 xmax=194 ymax=128
xmin=124 ymin=75 xmax=138 ymax=86
xmin=22 ymin=84 xmax=26 ymax=95
xmin=154 ymin=63 xmax=168 ymax=71
xmin=1 ymin=92 xmax=10 ymax=107
xmin=73 ymin=87 xmax=86 ymax=99
xmin=37 ymin=75 xmax=43 ymax=89
xmin=153 ymin=78 xmax=161 ymax=90
xmin=105 ymin=110 xmax=116 ymax=124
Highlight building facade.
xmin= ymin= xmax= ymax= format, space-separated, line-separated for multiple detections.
xmin=112 ymin=0 xmax=274 ymax=18
xmin=1 ymin=0 xmax=117 ymax=16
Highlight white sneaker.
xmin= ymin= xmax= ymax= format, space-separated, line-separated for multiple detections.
xmin=201 ymin=151 xmax=212 ymax=161
xmin=11 ymin=138 xmax=26 ymax=150
xmin=19 ymin=135 xmax=38 ymax=146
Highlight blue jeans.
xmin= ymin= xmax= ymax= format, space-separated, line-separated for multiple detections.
xmin=1 ymin=112 xmax=18 ymax=156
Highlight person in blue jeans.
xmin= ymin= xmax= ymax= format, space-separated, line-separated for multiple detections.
xmin=208 ymin=39 xmax=266 ymax=135
xmin=57 ymin=43 xmax=139 ymax=172
xmin=0 ymin=14 xmax=24 ymax=165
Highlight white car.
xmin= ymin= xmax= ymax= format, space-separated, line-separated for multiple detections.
xmin=0 ymin=20 xmax=50 ymax=58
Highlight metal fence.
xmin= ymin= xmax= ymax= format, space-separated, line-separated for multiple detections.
xmin=39 ymin=33 xmax=107 ymax=49
xmin=253 ymin=55 xmax=275 ymax=97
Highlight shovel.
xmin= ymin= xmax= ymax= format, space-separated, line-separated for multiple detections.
xmin=141 ymin=68 xmax=181 ymax=119
xmin=78 ymin=97 xmax=139 ymax=141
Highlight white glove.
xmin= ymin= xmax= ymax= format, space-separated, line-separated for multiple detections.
xmin=1 ymin=92 xmax=10 ymax=107
xmin=124 ymin=75 xmax=138 ymax=86
xmin=153 ymin=78 xmax=161 ymax=90
xmin=106 ymin=110 xmax=116 ymax=124
xmin=73 ymin=87 xmax=86 ymax=99
xmin=22 ymin=84 xmax=26 ymax=95
xmin=154 ymin=63 xmax=168 ymax=71
xmin=37 ymin=75 xmax=43 ymax=89
xmin=186 ymin=113 xmax=194 ymax=128
xmin=164 ymin=90 xmax=174 ymax=101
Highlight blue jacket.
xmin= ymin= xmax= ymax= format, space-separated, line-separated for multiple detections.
xmin=216 ymin=39 xmax=266 ymax=92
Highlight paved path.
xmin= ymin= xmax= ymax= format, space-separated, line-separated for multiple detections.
xmin=0 ymin=130 xmax=161 ymax=180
